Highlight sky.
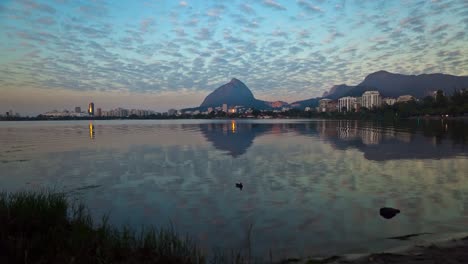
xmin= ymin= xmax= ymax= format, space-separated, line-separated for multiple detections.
xmin=0 ymin=0 xmax=467 ymax=115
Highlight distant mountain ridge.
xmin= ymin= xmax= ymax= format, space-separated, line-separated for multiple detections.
xmin=292 ymin=71 xmax=468 ymax=108
xmin=184 ymin=71 xmax=468 ymax=111
xmin=357 ymin=70 xmax=468 ymax=98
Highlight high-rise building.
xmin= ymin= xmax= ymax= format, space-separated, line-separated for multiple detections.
xmin=88 ymin=102 xmax=94 ymax=116
xmin=75 ymin=107 xmax=81 ymax=113
xmin=338 ymin=97 xmax=357 ymax=112
xmin=96 ymin=108 xmax=102 ymax=117
xmin=222 ymin=104 xmax=228 ymax=112
xmin=362 ymin=91 xmax=382 ymax=109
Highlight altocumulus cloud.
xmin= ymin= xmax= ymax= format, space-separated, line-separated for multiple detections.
xmin=0 ymin=0 xmax=466 ymax=105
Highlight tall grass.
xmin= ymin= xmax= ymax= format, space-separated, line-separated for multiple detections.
xmin=0 ymin=191 xmax=205 ymax=264
xmin=0 ymin=191 xmax=314 ymax=263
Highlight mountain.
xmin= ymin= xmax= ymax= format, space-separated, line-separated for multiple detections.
xmin=292 ymin=71 xmax=468 ymax=108
xmin=290 ymin=98 xmax=320 ymax=108
xmin=356 ymin=70 xmax=468 ymax=98
xmin=322 ymin=84 xmax=355 ymax=99
xmin=199 ymin=78 xmax=269 ymax=109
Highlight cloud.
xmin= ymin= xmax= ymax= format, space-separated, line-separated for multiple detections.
xmin=272 ymin=29 xmax=289 ymax=39
xmin=322 ymin=31 xmax=344 ymax=44
xmin=262 ymin=0 xmax=286 ymax=11
xmin=18 ymin=0 xmax=56 ymax=14
xmin=196 ymin=28 xmax=214 ymax=40
xmin=239 ymin=3 xmax=255 ymax=15
xmin=297 ymin=0 xmax=323 ymax=13
xmin=140 ymin=18 xmax=155 ymax=33
xmin=399 ymin=15 xmax=426 ymax=33
xmin=36 ymin=17 xmax=56 ymax=25
xmin=430 ymin=24 xmax=449 ymax=34
xmin=184 ymin=18 xmax=199 ymax=27
xmin=206 ymin=7 xmax=224 ymax=19
xmin=1 ymin=0 xmax=467 ymax=113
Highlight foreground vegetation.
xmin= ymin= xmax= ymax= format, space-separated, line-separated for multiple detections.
xmin=0 ymin=191 xmax=206 ymax=264
xmin=0 ymin=191 xmax=341 ymax=264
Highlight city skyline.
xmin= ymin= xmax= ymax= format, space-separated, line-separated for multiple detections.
xmin=1 ymin=0 xmax=467 ymax=115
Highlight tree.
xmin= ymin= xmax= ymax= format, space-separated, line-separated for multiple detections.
xmin=251 ymin=109 xmax=261 ymax=117
xmin=435 ymin=90 xmax=448 ymax=108
xmin=422 ymin=96 xmax=434 ymax=107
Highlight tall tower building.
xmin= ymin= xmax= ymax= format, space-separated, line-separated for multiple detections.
xmin=96 ymin=108 xmax=102 ymax=117
xmin=88 ymin=102 xmax=94 ymax=116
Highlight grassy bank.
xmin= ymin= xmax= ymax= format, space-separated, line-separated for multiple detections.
xmin=0 ymin=191 xmax=207 ymax=264
xmin=2 ymin=191 xmax=466 ymax=264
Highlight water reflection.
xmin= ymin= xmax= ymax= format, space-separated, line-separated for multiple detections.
xmin=199 ymin=120 xmax=467 ymax=160
xmin=199 ymin=121 xmax=270 ymax=157
xmin=89 ymin=123 xmax=95 ymax=139
xmin=0 ymin=120 xmax=467 ymax=259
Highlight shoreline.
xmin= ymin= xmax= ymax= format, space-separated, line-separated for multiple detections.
xmin=332 ymin=234 xmax=468 ymax=264
xmin=1 ymin=114 xmax=468 ymax=122
xmin=277 ymin=232 xmax=468 ymax=263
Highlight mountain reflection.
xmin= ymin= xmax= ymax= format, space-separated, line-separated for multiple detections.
xmin=199 ymin=120 xmax=467 ymax=160
xmin=199 ymin=121 xmax=270 ymax=157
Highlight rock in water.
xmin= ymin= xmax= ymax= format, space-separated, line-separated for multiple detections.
xmin=380 ymin=207 xmax=400 ymax=219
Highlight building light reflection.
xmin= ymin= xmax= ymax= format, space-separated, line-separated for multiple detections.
xmin=89 ymin=123 xmax=95 ymax=139
xmin=231 ymin=120 xmax=236 ymax=133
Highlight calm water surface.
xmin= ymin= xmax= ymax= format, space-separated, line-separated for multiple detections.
xmin=1 ymin=119 xmax=467 ymax=259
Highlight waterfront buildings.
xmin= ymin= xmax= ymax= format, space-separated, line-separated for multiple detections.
xmin=397 ymin=95 xmax=415 ymax=103
xmin=317 ymin=99 xmax=338 ymax=113
xmin=75 ymin=107 xmax=81 ymax=113
xmin=383 ymin=98 xmax=396 ymax=106
xmin=362 ymin=91 xmax=382 ymax=109
xmin=338 ymin=97 xmax=357 ymax=112
xmin=96 ymin=108 xmax=102 ymax=117
xmin=222 ymin=104 xmax=228 ymax=112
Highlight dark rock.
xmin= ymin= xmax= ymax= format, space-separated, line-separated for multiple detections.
xmin=380 ymin=207 xmax=400 ymax=219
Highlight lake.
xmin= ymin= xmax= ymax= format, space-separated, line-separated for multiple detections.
xmin=1 ymin=119 xmax=467 ymax=259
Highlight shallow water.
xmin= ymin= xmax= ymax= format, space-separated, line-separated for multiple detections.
xmin=1 ymin=119 xmax=467 ymax=259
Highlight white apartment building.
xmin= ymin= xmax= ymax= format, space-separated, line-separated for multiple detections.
xmin=362 ymin=91 xmax=382 ymax=109
xmin=338 ymin=97 xmax=357 ymax=112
